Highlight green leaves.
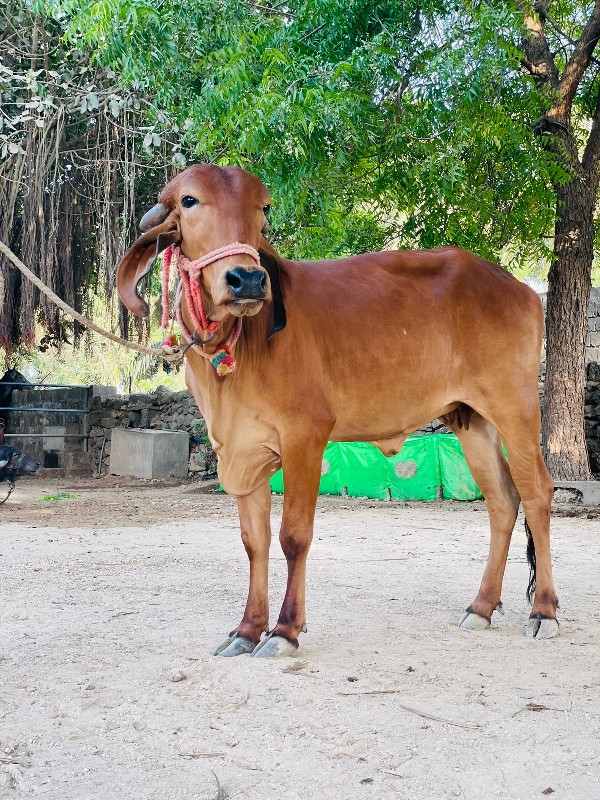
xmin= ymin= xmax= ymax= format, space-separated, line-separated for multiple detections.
xmin=47 ymin=0 xmax=593 ymax=274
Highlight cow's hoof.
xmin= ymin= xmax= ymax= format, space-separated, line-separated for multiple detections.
xmin=458 ymin=609 xmax=490 ymax=631
xmin=252 ymin=634 xmax=298 ymax=659
xmin=526 ymin=615 xmax=559 ymax=640
xmin=212 ymin=632 xmax=256 ymax=657
xmin=458 ymin=611 xmax=492 ymax=631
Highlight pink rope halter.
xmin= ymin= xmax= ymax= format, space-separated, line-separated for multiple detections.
xmin=161 ymin=242 xmax=262 ymax=376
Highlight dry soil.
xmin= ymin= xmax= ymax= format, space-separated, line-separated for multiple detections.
xmin=1 ymin=477 xmax=599 ymax=800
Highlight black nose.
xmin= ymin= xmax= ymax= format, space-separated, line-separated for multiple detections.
xmin=225 ymin=268 xmax=267 ymax=300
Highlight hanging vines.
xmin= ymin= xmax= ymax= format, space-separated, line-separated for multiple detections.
xmin=0 ymin=0 xmax=182 ymax=355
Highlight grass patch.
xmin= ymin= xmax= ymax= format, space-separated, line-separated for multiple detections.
xmin=38 ymin=492 xmax=77 ymax=502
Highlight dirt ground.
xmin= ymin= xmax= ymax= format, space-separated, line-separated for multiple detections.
xmin=1 ymin=476 xmax=599 ymax=800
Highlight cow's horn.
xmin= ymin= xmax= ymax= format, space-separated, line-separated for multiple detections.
xmin=139 ymin=203 xmax=170 ymax=232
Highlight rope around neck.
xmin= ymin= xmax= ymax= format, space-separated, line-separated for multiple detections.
xmin=161 ymin=243 xmax=261 ymax=376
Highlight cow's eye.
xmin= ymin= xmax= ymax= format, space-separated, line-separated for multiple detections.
xmin=181 ymin=196 xmax=199 ymax=208
xmin=263 ymin=204 xmax=271 ymax=215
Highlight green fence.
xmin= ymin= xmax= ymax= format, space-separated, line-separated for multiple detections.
xmin=270 ymin=434 xmax=485 ymax=501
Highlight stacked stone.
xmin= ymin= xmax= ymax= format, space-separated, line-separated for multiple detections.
xmin=87 ymin=385 xmax=216 ymax=478
xmin=586 ymin=363 xmax=600 ymax=475
xmin=587 ymin=289 xmax=600 ymax=365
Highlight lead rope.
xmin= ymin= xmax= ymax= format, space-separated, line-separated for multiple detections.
xmin=0 ymin=238 xmax=257 ymax=376
xmin=0 ymin=475 xmax=16 ymax=506
xmin=0 ymin=239 xmax=168 ymax=359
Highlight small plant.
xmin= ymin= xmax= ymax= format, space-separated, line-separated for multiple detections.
xmin=38 ymin=492 xmax=77 ymax=502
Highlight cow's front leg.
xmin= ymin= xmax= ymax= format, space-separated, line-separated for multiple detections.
xmin=253 ymin=437 xmax=324 ymax=659
xmin=213 ymin=481 xmax=272 ymax=657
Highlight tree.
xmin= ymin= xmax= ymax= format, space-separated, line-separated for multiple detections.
xmin=517 ymin=1 xmax=600 ymax=479
xmin=61 ymin=1 xmax=560 ymax=260
xmin=0 ymin=0 xmax=181 ymax=354
xmin=16 ymin=1 xmax=600 ymax=475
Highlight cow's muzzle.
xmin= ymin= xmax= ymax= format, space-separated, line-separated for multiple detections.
xmin=225 ymin=267 xmax=268 ymax=301
xmin=18 ymin=454 xmax=39 ymax=475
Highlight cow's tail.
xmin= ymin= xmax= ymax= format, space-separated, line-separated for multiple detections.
xmin=525 ymin=518 xmax=536 ymax=604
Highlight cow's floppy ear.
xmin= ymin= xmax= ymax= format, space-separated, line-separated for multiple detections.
xmin=117 ymin=217 xmax=180 ymax=317
xmin=259 ymin=238 xmax=286 ymax=339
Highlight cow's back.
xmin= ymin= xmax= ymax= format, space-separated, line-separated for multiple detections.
xmin=268 ymin=247 xmax=542 ymax=439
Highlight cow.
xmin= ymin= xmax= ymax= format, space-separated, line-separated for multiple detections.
xmin=0 ymin=444 xmax=39 ymax=504
xmin=117 ymin=164 xmax=558 ymax=658
xmin=0 ymin=369 xmax=31 ymax=408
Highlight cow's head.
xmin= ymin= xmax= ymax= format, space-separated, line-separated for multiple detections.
xmin=117 ymin=165 xmax=282 ymax=329
xmin=0 ymin=445 xmax=39 ymax=478
xmin=1 ymin=369 xmax=31 ymax=387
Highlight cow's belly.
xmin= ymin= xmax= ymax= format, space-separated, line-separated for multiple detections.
xmin=329 ymin=396 xmax=460 ymax=446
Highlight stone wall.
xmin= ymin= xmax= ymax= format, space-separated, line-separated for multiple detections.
xmin=585 ymin=288 xmax=600 ymax=365
xmin=5 ymin=285 xmax=600 ymax=479
xmin=586 ymin=363 xmax=600 ymax=475
xmin=87 ymin=386 xmax=216 ymax=478
xmin=583 ymin=291 xmax=600 ymax=474
xmin=85 ymin=366 xmax=599 ymax=478
xmin=539 ymin=287 xmax=600 ymax=365
xmin=7 ymin=383 xmax=216 ymax=478
xmin=540 ymin=286 xmax=600 ymax=364
xmin=6 ymin=386 xmax=90 ymax=474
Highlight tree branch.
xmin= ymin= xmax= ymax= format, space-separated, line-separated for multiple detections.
xmin=519 ymin=1 xmax=600 ymax=172
xmin=298 ymin=22 xmax=326 ymax=43
xmin=582 ymin=83 xmax=600 ymax=190
xmin=520 ymin=2 xmax=559 ymax=89
xmin=555 ymin=0 xmax=600 ymax=115
xmin=543 ymin=11 xmax=600 ymax=68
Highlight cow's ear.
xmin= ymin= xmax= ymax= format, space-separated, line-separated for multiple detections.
xmin=259 ymin=238 xmax=286 ymax=339
xmin=117 ymin=216 xmax=180 ymax=317
xmin=0 ymin=459 xmax=8 ymax=468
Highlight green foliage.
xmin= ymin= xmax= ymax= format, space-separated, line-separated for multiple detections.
xmin=51 ymin=0 xmax=577 ymax=270
xmin=11 ymin=300 xmax=187 ymax=393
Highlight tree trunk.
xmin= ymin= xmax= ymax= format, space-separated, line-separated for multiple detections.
xmin=542 ymin=175 xmax=593 ymax=479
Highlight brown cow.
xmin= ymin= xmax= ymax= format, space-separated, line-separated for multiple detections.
xmin=117 ymin=164 xmax=558 ymax=658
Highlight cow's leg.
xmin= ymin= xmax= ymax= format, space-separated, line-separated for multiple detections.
xmin=252 ymin=437 xmax=325 ymax=658
xmin=495 ymin=416 xmax=558 ymax=639
xmin=441 ymin=412 xmax=520 ymax=631
xmin=213 ymin=481 xmax=272 ymax=657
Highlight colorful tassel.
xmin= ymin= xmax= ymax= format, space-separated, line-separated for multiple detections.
xmin=211 ymin=347 xmax=237 ymax=376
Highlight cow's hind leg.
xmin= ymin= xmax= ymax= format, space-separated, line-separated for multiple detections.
xmin=441 ymin=411 xmax=520 ymax=631
xmin=495 ymin=415 xmax=559 ymax=639
xmin=214 ymin=481 xmax=272 ymax=657
xmin=253 ymin=434 xmax=326 ymax=658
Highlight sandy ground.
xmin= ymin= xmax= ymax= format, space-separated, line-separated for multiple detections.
xmin=1 ymin=477 xmax=600 ymax=800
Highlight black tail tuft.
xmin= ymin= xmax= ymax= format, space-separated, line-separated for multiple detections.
xmin=525 ymin=518 xmax=536 ymax=604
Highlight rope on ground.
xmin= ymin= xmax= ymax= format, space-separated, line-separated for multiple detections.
xmin=0 ymin=239 xmax=168 ymax=359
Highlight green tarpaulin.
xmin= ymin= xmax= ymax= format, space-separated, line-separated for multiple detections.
xmin=268 ymin=434 xmax=486 ymax=501
xmin=436 ymin=435 xmax=483 ymax=501
xmin=388 ymin=436 xmax=441 ymax=501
